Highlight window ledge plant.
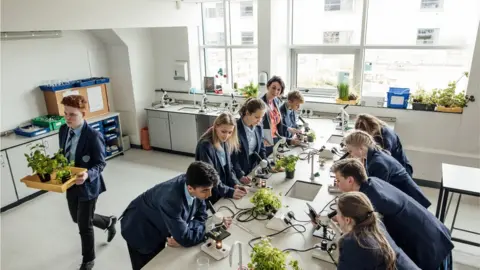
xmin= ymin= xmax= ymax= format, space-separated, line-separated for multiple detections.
xmin=409 ymin=88 xmax=436 ymax=111
xmin=239 ymin=82 xmax=259 ymax=98
xmin=433 ymin=72 xmax=475 ymax=113
xmin=248 ymin=238 xmax=301 ymax=270
xmin=336 ymin=83 xmax=359 ymax=105
xmin=275 ymin=155 xmax=300 ymax=179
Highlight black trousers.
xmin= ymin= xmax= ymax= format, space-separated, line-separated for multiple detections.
xmin=127 ymin=243 xmax=165 ymax=270
xmin=67 ymin=193 xmax=110 ymax=263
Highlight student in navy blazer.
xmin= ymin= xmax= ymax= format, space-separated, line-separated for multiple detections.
xmin=344 ymin=130 xmax=431 ymax=208
xmin=121 ymin=161 xmax=233 ymax=270
xmin=336 ymin=192 xmax=419 ymax=270
xmin=195 ymin=112 xmax=247 ymax=204
xmin=261 ymin=76 xmax=285 ymax=156
xmin=332 ymin=159 xmax=454 ymax=270
xmin=231 ymin=98 xmax=267 ymax=182
xmin=355 ymin=113 xmax=413 ymax=176
xmin=279 ymin=90 xmax=305 ymax=146
xmin=59 ymin=95 xmax=116 ymax=270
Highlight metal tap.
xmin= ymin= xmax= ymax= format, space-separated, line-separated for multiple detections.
xmin=229 ymin=241 xmax=244 ymax=269
xmin=199 ymin=94 xmax=208 ymax=112
xmin=308 ymin=150 xmax=316 ymax=181
xmin=160 ymin=89 xmax=169 ymax=108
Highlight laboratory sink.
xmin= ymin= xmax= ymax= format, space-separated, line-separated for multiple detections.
xmin=327 ymin=134 xmax=343 ymax=145
xmin=177 ymin=107 xmax=200 ymax=113
xmin=285 ymin=180 xmax=322 ymax=201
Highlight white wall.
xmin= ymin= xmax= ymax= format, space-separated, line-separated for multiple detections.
xmin=0 ymin=31 xmax=109 ymax=131
xmin=1 ymin=0 xmax=201 ymax=31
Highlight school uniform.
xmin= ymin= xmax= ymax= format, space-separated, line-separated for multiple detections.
xmin=120 ymin=174 xmax=207 ymax=270
xmin=374 ymin=126 xmax=413 ymax=176
xmin=261 ymin=94 xmax=283 ymax=156
xmin=232 ymin=118 xmax=267 ymax=178
xmin=59 ymin=122 xmax=115 ymax=266
xmin=195 ymin=139 xmax=238 ymax=204
xmin=360 ymin=177 xmax=454 ymax=270
xmin=338 ymin=223 xmax=420 ymax=270
xmin=366 ymin=147 xmax=431 ymax=208
xmin=279 ymin=103 xmax=299 ymax=145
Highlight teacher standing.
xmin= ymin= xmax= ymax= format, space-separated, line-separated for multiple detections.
xmin=261 ymin=76 xmax=285 ymax=156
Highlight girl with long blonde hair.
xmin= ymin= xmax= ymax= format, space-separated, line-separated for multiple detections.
xmin=195 ymin=112 xmax=247 ymax=204
xmin=355 ymin=113 xmax=412 ymax=176
xmin=343 ymin=130 xmax=430 ymax=208
xmin=336 ymin=192 xmax=419 ymax=270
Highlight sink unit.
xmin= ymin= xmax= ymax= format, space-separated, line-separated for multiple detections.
xmin=327 ymin=134 xmax=343 ymax=145
xmin=285 ymin=180 xmax=322 ymax=201
xmin=178 ymin=107 xmax=200 ymax=113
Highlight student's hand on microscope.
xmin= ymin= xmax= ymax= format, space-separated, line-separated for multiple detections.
xmin=223 ymin=217 xmax=233 ymax=229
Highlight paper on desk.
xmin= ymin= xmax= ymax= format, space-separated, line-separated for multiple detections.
xmin=87 ymin=86 xmax=104 ymax=112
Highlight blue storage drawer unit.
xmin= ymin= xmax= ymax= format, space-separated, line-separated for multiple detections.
xmin=103 ymin=116 xmax=117 ymax=126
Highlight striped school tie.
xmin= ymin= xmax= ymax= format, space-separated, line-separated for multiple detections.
xmin=64 ymin=129 xmax=75 ymax=162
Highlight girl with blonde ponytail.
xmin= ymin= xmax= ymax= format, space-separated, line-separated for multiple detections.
xmin=344 ymin=130 xmax=431 ymax=208
xmin=336 ymin=192 xmax=419 ymax=270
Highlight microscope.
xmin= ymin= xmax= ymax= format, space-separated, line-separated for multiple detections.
xmin=228 ymin=93 xmax=239 ymax=113
xmin=306 ymin=203 xmax=341 ymax=264
xmin=159 ymin=89 xmax=170 ymax=108
xmin=334 ymin=105 xmax=350 ymax=135
xmin=199 ymin=94 xmax=208 ymax=113
xmin=271 ymin=134 xmax=289 ymax=165
xmin=201 ymin=201 xmax=232 ymax=260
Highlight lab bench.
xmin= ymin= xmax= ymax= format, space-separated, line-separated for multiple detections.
xmin=0 ymin=112 xmax=124 ymax=212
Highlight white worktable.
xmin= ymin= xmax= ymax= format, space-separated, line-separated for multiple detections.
xmin=144 ymin=118 xmax=395 ymax=270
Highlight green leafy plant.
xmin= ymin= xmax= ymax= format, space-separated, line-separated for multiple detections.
xmin=52 ymin=149 xmax=74 ymax=183
xmin=275 ymin=155 xmax=299 ymax=172
xmin=432 ymin=72 xmax=475 ymax=108
xmin=248 ymin=238 xmax=301 ymax=270
xmin=250 ymin=188 xmax=282 ymax=215
xmin=239 ymin=82 xmax=259 ymax=98
xmin=337 ymin=83 xmax=349 ymax=101
xmin=24 ymin=144 xmax=57 ymax=181
xmin=306 ymin=130 xmax=316 ymax=141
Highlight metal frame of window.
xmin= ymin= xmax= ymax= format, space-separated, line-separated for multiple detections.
xmin=290 ymin=0 xmax=465 ymax=97
xmin=200 ymin=0 xmax=257 ymax=87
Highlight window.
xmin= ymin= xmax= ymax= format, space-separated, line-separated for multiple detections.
xmin=324 ymin=0 xmax=354 ymax=11
xmin=323 ymin=31 xmax=353 ymax=44
xmin=240 ymin=1 xmax=253 ymax=16
xmin=241 ymin=31 xmax=254 ymax=45
xmin=291 ymin=0 xmax=479 ymax=100
xmin=416 ymin=28 xmax=439 ymax=45
xmin=202 ymin=1 xmax=258 ymax=89
xmin=421 ymin=0 xmax=443 ymax=9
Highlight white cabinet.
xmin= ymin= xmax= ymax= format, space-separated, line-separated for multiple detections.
xmin=42 ymin=135 xmax=60 ymax=156
xmin=6 ymin=142 xmax=39 ymax=199
xmin=169 ymin=113 xmax=198 ymax=154
xmin=1 ymin=151 xmax=18 ymax=207
xmin=148 ymin=117 xmax=172 ymax=150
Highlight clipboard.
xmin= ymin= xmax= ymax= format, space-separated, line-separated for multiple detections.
xmin=263 ymin=128 xmax=274 ymax=146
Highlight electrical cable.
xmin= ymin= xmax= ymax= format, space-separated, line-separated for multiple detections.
xmin=216 ymin=206 xmax=236 ymax=217
xmin=282 ymin=246 xmax=318 ymax=253
xmin=248 ymin=224 xmax=307 ymax=248
xmin=226 ymin=198 xmax=251 ymax=211
xmin=328 ymin=251 xmax=338 ymax=266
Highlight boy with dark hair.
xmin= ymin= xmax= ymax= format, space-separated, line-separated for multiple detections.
xmin=120 ymin=161 xmax=232 ymax=270
xmin=331 ymin=158 xmax=454 ymax=270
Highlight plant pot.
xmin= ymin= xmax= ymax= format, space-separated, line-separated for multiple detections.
xmin=436 ymin=106 xmax=463 ymax=113
xmin=285 ymin=170 xmax=295 ymax=179
xmin=412 ymin=102 xmax=436 ymax=111
xmin=38 ymin=173 xmax=51 ymax=183
xmin=307 ymin=136 xmax=314 ymax=142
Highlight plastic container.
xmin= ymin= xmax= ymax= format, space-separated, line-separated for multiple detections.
xmin=93 ymin=77 xmax=110 ymax=84
xmin=32 ymin=115 xmax=66 ymax=131
xmin=39 ymin=82 xmax=74 ymax=92
xmin=387 ymin=87 xmax=410 ymax=109
xmin=73 ymin=78 xmax=96 ymax=87
xmin=14 ymin=125 xmax=50 ymax=137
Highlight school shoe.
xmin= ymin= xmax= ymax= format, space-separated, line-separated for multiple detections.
xmin=79 ymin=261 xmax=94 ymax=270
xmin=106 ymin=215 xmax=117 ymax=242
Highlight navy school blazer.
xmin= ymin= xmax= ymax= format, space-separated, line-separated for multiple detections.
xmin=366 ymin=147 xmax=431 ymax=208
xmin=59 ymin=122 xmax=106 ymax=201
xmin=278 ymin=103 xmax=299 ymax=144
xmin=337 ymin=223 xmax=420 ymax=270
xmin=195 ymin=139 xmax=237 ymax=204
xmin=375 ymin=126 xmax=413 ymax=176
xmin=120 ymin=174 xmax=207 ymax=254
xmin=231 ymin=118 xmax=267 ymax=178
xmin=360 ymin=177 xmax=454 ymax=270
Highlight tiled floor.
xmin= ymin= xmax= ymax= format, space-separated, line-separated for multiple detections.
xmin=1 ymin=149 xmax=479 ymax=270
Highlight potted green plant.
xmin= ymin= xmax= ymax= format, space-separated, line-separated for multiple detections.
xmin=435 ymin=72 xmax=475 ymax=113
xmin=239 ymin=82 xmax=259 ymax=98
xmin=337 ymin=83 xmax=349 ymax=101
xmin=250 ymin=188 xmax=282 ymax=215
xmin=24 ymin=144 xmax=57 ymax=182
xmin=52 ymin=149 xmax=74 ymax=183
xmin=248 ymin=238 xmax=301 ymax=270
xmin=409 ymin=88 xmax=436 ymax=111
xmin=306 ymin=131 xmax=316 ymax=142
xmin=275 ymin=155 xmax=299 ymax=179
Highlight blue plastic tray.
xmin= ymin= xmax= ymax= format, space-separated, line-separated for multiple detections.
xmin=74 ymin=79 xmax=96 ymax=87
xmin=93 ymin=77 xmax=110 ymax=84
xmin=39 ymin=82 xmax=74 ymax=92
xmin=14 ymin=125 xmax=50 ymax=137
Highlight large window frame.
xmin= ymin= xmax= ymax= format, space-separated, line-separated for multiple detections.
xmin=200 ymin=0 xmax=258 ymax=88
xmin=290 ymin=0 xmax=471 ymax=98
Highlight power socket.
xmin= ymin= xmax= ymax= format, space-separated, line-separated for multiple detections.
xmin=265 ymin=212 xmax=291 ymax=232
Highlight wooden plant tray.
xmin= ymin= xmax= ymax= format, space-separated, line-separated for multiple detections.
xmin=436 ymin=106 xmax=463 ymax=113
xmin=336 ymin=98 xmax=359 ymax=105
xmin=20 ymin=167 xmax=87 ymax=193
